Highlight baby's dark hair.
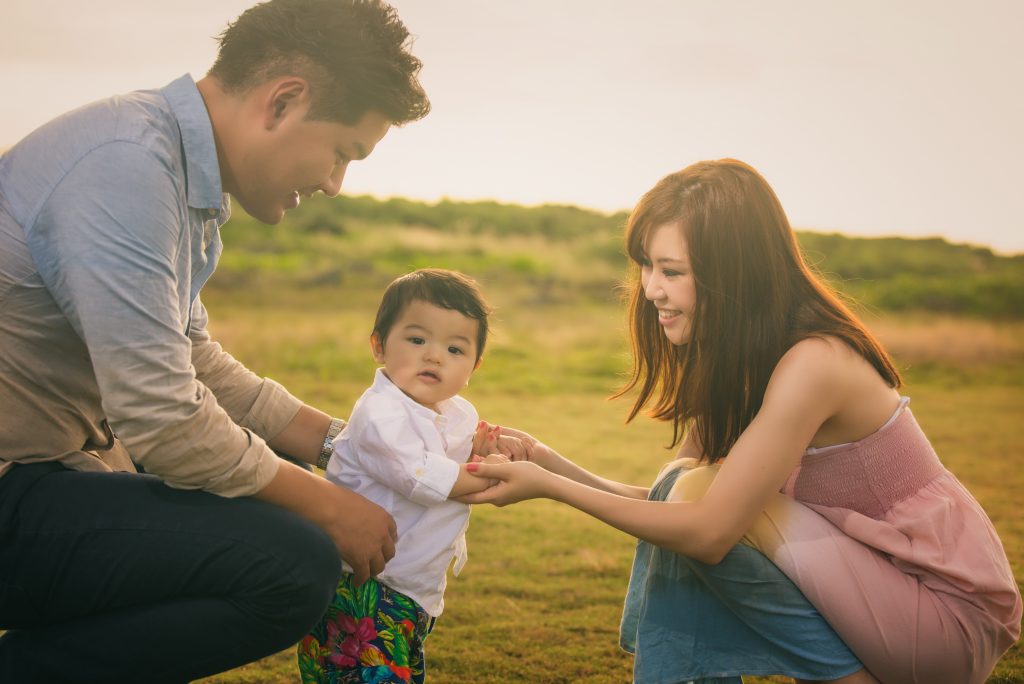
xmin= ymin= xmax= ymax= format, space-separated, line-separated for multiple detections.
xmin=373 ymin=269 xmax=491 ymax=360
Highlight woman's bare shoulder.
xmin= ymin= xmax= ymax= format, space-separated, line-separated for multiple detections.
xmin=774 ymin=335 xmax=857 ymax=382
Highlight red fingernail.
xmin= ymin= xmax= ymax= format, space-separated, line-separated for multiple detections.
xmin=467 ymin=463 xmax=479 ymax=472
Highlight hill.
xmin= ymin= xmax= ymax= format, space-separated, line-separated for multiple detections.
xmin=214 ymin=194 xmax=1024 ymax=319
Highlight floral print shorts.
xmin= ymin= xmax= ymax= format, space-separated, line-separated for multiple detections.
xmin=298 ymin=573 xmax=435 ymax=684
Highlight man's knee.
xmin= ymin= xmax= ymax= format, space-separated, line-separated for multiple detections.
xmin=292 ymin=525 xmax=342 ymax=620
xmin=267 ymin=513 xmax=342 ymax=631
xmin=223 ymin=502 xmax=341 ymax=644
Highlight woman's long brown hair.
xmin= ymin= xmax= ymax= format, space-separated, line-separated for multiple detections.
xmin=616 ymin=159 xmax=901 ymax=462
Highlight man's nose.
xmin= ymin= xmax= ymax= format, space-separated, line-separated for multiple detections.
xmin=320 ymin=163 xmax=348 ymax=198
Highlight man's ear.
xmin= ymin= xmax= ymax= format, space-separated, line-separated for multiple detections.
xmin=263 ymin=77 xmax=310 ymax=130
xmin=370 ymin=333 xmax=386 ymax=364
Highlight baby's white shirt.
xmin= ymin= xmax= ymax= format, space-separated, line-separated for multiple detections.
xmin=325 ymin=368 xmax=477 ymax=617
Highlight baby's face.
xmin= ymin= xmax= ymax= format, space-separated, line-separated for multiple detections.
xmin=372 ymin=300 xmax=480 ymax=412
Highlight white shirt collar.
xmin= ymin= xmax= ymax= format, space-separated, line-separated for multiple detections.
xmin=370 ymin=367 xmax=462 ymax=424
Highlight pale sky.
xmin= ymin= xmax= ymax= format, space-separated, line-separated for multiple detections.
xmin=3 ymin=1 xmax=1022 ymax=254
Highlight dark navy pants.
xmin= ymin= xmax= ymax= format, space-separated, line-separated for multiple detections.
xmin=0 ymin=462 xmax=341 ymax=683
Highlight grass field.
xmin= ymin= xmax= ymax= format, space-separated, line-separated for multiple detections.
xmin=197 ymin=286 xmax=1023 ymax=684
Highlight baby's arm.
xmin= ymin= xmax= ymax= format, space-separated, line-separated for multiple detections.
xmin=449 ymin=453 xmax=509 ymax=497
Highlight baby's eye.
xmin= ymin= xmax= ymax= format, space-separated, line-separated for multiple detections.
xmin=448 ymin=346 xmax=465 ymax=356
xmin=408 ymin=336 xmax=425 ymax=345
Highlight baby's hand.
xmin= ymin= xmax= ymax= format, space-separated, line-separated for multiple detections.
xmin=471 ymin=421 xmax=499 ymax=458
xmin=472 ymin=422 xmax=528 ymax=462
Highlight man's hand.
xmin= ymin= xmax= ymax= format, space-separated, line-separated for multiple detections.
xmin=254 ymin=459 xmax=397 ymax=587
xmin=321 ymin=485 xmax=398 ymax=587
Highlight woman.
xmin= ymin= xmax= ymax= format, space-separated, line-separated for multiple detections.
xmin=461 ymin=160 xmax=1021 ymax=683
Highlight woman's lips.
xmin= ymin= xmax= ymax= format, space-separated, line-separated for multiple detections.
xmin=658 ymin=309 xmax=681 ymax=325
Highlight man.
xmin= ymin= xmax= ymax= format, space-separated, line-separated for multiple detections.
xmin=0 ymin=0 xmax=430 ymax=681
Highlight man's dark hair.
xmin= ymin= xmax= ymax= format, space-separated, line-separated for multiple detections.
xmin=208 ymin=0 xmax=430 ymax=125
xmin=374 ymin=269 xmax=492 ymax=361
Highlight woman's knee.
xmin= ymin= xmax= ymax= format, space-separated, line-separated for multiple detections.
xmin=665 ymin=464 xmax=719 ymax=503
xmin=662 ymin=463 xmax=802 ymax=557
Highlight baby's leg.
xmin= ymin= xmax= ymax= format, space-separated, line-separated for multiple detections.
xmin=297 ymin=574 xmax=434 ymax=684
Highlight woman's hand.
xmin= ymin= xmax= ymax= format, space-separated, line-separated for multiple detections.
xmin=491 ymin=426 xmax=561 ymax=469
xmin=452 ymin=460 xmax=552 ymax=506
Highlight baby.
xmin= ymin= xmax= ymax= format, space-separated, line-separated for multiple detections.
xmin=298 ymin=268 xmax=520 ymax=684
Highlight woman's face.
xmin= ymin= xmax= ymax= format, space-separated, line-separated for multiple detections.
xmin=640 ymin=222 xmax=697 ymax=345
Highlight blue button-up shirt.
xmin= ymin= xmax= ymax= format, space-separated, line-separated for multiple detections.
xmin=0 ymin=75 xmax=300 ymax=496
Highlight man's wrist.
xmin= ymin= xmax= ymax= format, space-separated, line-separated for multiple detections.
xmin=317 ymin=417 xmax=346 ymax=470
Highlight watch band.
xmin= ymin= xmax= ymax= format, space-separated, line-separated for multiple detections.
xmin=317 ymin=417 xmax=346 ymax=470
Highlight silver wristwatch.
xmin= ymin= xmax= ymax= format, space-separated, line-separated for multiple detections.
xmin=317 ymin=417 xmax=346 ymax=470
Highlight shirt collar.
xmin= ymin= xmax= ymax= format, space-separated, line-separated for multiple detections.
xmin=371 ymin=367 xmax=463 ymax=422
xmin=161 ymin=74 xmax=223 ymax=212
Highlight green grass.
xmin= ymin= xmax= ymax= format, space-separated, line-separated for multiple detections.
xmin=195 ymin=286 xmax=1023 ymax=684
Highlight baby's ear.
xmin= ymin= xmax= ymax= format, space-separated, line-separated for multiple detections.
xmin=473 ymin=355 xmax=483 ymax=371
xmin=370 ymin=333 xmax=385 ymax=363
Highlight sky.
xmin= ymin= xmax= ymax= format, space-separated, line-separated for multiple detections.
xmin=2 ymin=1 xmax=1022 ymax=254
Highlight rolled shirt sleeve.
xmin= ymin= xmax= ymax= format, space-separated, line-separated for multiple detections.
xmin=26 ymin=141 xmax=280 ymax=497
xmin=346 ymin=408 xmax=461 ymax=507
xmin=189 ymin=296 xmax=302 ymax=441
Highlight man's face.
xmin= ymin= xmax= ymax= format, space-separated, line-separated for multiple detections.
xmin=232 ymin=97 xmax=391 ymax=225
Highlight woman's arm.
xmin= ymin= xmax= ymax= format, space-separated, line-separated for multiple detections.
xmin=536 ymin=446 xmax=651 ymax=499
xmin=467 ymin=462 xmax=729 ymax=562
xmin=464 ymin=338 xmax=853 ymax=563
xmin=477 ymin=425 xmax=649 ymax=500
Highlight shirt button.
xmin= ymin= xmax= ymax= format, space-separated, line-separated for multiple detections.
xmin=206 ymin=208 xmax=218 ymax=217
